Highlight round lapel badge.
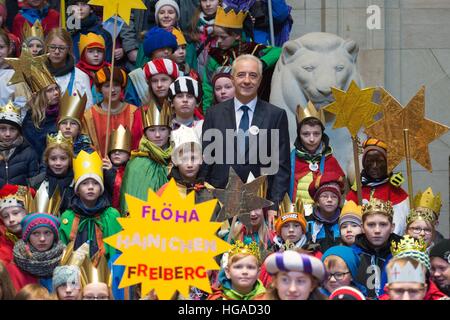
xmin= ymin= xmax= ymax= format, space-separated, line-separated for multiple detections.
xmin=309 ymin=162 xmax=319 ymax=172
xmin=249 ymin=125 xmax=259 ymax=135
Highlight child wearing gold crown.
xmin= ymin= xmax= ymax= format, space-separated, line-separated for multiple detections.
xmin=290 ymin=106 xmax=344 ymax=216
xmin=21 ymin=20 xmax=44 ymax=57
xmin=351 ymin=197 xmax=402 ymax=299
xmin=201 ymin=0 xmax=282 ymax=111
xmin=208 ymin=241 xmax=266 ymax=300
xmin=68 ymin=0 xmax=112 ymax=63
xmin=28 ymin=131 xmax=75 ymax=213
xmin=0 ymin=100 xmax=40 ymax=187
xmin=84 ymin=66 xmax=137 ymax=158
xmin=120 ymin=103 xmax=173 ymax=214
xmin=59 ymin=151 xmax=122 ymax=261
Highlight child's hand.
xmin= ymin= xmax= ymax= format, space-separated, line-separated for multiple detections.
xmin=102 ymin=157 xmax=112 ymax=170
xmin=267 ymin=209 xmax=277 ymax=230
xmin=114 ymin=48 xmax=124 ymax=60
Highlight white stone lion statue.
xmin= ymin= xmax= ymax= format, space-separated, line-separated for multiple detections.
xmin=270 ymin=32 xmax=364 ymax=171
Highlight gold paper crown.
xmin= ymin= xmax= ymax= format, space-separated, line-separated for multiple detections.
xmin=47 ymin=130 xmax=74 ymax=149
xmin=413 ymin=187 xmax=441 ymax=216
xmin=0 ymin=100 xmax=22 ymax=126
xmin=362 ymin=197 xmax=394 ymax=218
xmin=297 ymin=101 xmax=326 ymax=124
xmin=27 ymin=184 xmax=62 ymax=217
xmin=229 ymin=240 xmax=261 ymax=262
xmin=215 ymin=6 xmax=248 ymax=29
xmin=79 ymin=252 xmax=112 ymax=287
xmin=73 ymin=150 xmax=103 ymax=184
xmin=109 ymin=125 xmax=132 ymax=153
xmin=406 ymin=208 xmax=436 ymax=225
xmin=141 ymin=103 xmax=172 ymax=129
xmin=60 ymin=241 xmax=89 ymax=267
xmin=391 ymin=235 xmax=427 ymax=257
xmin=279 ymin=193 xmax=304 ymax=216
xmin=28 ymin=62 xmax=56 ymax=94
xmin=22 ymin=20 xmax=44 ymax=41
xmin=58 ymin=90 xmax=88 ymax=124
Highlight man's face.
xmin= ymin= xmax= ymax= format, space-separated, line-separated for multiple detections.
xmin=363 ymin=150 xmax=387 ymax=179
xmin=387 ymin=282 xmax=427 ymax=300
xmin=362 ymin=213 xmax=394 ymax=248
xmin=431 ymin=257 xmax=450 ymax=290
xmin=232 ymin=59 xmax=262 ymax=103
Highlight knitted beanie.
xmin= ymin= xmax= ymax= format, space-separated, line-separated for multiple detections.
xmin=94 ymin=66 xmax=128 ymax=90
xmin=211 ymin=66 xmax=233 ymax=88
xmin=169 ymin=76 xmax=201 ymax=102
xmin=308 ymin=171 xmax=345 ymax=202
xmin=339 ymin=201 xmax=363 ymax=227
xmin=429 ymin=239 xmax=450 ymax=264
xmin=264 ymin=251 xmax=326 ymax=282
xmin=171 ymin=28 xmax=186 ymax=46
xmin=275 ymin=211 xmax=307 ymax=235
xmin=143 ymin=58 xmax=179 ymax=81
xmin=143 ymin=27 xmax=178 ymax=57
xmin=52 ymin=265 xmax=81 ymax=291
xmin=154 ymin=0 xmax=180 ymax=25
xmin=21 ymin=213 xmax=60 ymax=243
xmin=322 ymin=245 xmax=361 ymax=280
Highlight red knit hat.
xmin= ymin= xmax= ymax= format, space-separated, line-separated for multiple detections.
xmin=308 ymin=171 xmax=345 ymax=202
xmin=143 ymin=58 xmax=179 ymax=81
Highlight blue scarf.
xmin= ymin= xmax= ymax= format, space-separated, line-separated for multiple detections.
xmin=20 ymin=5 xmax=50 ymax=25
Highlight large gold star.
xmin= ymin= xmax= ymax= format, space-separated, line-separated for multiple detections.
xmin=323 ymin=81 xmax=381 ymax=137
xmin=365 ymin=87 xmax=449 ymax=172
xmin=213 ymin=168 xmax=273 ymax=225
xmin=88 ymin=0 xmax=147 ymax=24
xmin=5 ymin=49 xmax=48 ymax=86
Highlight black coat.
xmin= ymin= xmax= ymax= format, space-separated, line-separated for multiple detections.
xmin=201 ymin=98 xmax=290 ymax=209
xmin=0 ymin=139 xmax=40 ymax=188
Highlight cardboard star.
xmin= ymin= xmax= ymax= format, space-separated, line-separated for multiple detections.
xmin=365 ymin=87 xmax=449 ymax=172
xmin=323 ymin=81 xmax=382 ymax=137
xmin=5 ymin=49 xmax=48 ymax=86
xmin=213 ymin=168 xmax=273 ymax=223
xmin=88 ymin=0 xmax=147 ymax=24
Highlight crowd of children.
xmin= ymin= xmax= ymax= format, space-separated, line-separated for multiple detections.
xmin=0 ymin=0 xmax=448 ymax=301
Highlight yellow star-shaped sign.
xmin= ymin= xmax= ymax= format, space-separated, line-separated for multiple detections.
xmin=88 ymin=0 xmax=147 ymax=24
xmin=323 ymin=81 xmax=382 ymax=137
xmin=365 ymin=87 xmax=449 ymax=172
xmin=104 ymin=179 xmax=230 ymax=300
xmin=5 ymin=49 xmax=48 ymax=86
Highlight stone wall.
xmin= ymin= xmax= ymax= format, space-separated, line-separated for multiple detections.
xmin=286 ymin=0 xmax=450 ymax=236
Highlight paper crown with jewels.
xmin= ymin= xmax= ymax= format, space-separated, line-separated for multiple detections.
xmin=406 ymin=208 xmax=436 ymax=226
xmin=58 ymin=90 xmax=88 ymax=125
xmin=296 ymin=101 xmax=326 ymax=124
xmin=21 ymin=20 xmax=44 ymax=42
xmin=362 ymin=195 xmax=394 ymax=219
xmin=391 ymin=235 xmax=430 ymax=270
xmin=108 ymin=125 xmax=132 ymax=154
xmin=141 ymin=103 xmax=172 ymax=130
xmin=27 ymin=183 xmax=62 ymax=217
xmin=0 ymin=101 xmax=22 ymax=127
xmin=228 ymin=240 xmax=261 ymax=262
xmin=387 ymin=260 xmax=426 ymax=284
xmin=47 ymin=130 xmax=74 ymax=149
xmin=0 ymin=185 xmax=35 ymax=212
xmin=413 ymin=187 xmax=441 ymax=217
xmin=73 ymin=151 xmax=103 ymax=187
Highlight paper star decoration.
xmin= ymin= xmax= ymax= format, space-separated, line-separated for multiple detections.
xmin=214 ymin=168 xmax=273 ymax=225
xmin=365 ymin=87 xmax=449 ymax=172
xmin=323 ymin=81 xmax=382 ymax=137
xmin=5 ymin=49 xmax=48 ymax=86
xmin=88 ymin=0 xmax=147 ymax=24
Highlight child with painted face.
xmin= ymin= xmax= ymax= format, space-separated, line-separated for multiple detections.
xmin=321 ymin=245 xmax=364 ymax=297
xmin=306 ymin=171 xmax=345 ymax=252
xmin=169 ymin=76 xmax=204 ymax=136
xmin=351 ymin=197 xmax=401 ymax=299
xmin=13 ymin=213 xmax=65 ymax=292
xmin=29 ymin=131 xmax=75 ymax=214
xmin=120 ymin=104 xmax=173 ymax=214
xmin=208 ymin=241 xmax=265 ymax=300
xmin=103 ymin=125 xmax=132 ymax=212
xmin=59 ymin=151 xmax=122 ymax=261
xmin=53 ymin=265 xmax=82 ymax=300
xmin=262 ymin=250 xmax=327 ymax=300
xmin=57 ymin=90 xmax=94 ymax=156
xmin=339 ymin=201 xmax=363 ymax=246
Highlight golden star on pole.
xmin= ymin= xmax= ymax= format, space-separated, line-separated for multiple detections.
xmin=88 ymin=0 xmax=147 ymax=24
xmin=5 ymin=49 xmax=48 ymax=86
xmin=365 ymin=86 xmax=449 ymax=172
xmin=323 ymin=81 xmax=382 ymax=137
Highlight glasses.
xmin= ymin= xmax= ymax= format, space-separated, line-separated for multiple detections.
xmin=327 ymin=271 xmax=350 ymax=281
xmin=48 ymin=45 xmax=69 ymax=52
xmin=388 ymin=287 xmax=425 ymax=296
xmin=82 ymin=295 xmax=109 ymax=300
xmin=408 ymin=226 xmax=432 ymax=235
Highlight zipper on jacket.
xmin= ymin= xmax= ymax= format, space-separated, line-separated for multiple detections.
xmin=5 ymin=160 xmax=8 ymax=183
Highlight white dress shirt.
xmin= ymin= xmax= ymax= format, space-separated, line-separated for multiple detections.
xmin=234 ymin=97 xmax=258 ymax=130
